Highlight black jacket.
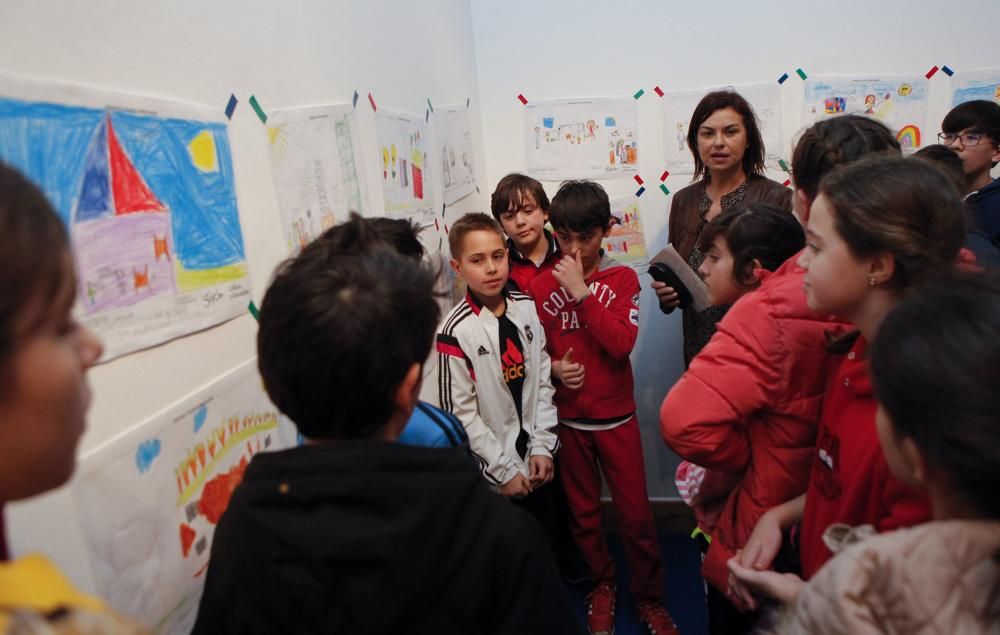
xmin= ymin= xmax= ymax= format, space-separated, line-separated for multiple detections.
xmin=192 ymin=440 xmax=583 ymax=634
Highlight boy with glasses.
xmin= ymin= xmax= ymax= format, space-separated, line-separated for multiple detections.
xmin=940 ymin=100 xmax=1000 ymax=264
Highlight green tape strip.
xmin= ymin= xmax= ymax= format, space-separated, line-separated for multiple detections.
xmin=796 ymin=68 xmax=808 ymax=80
xmin=659 ymin=183 xmax=670 ymax=195
xmin=248 ymin=301 xmax=260 ymax=321
xmin=778 ymin=159 xmax=790 ymax=173
xmin=249 ymin=95 xmax=267 ymax=124
xmin=633 ymin=88 xmax=645 ymax=100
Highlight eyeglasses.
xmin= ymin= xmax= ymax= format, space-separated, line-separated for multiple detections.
xmin=938 ymin=132 xmax=987 ymax=147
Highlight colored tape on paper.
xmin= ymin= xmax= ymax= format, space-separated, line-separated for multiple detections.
xmin=654 ymin=86 xmax=664 ymax=97
xmin=659 ymin=183 xmax=670 ymax=196
xmin=796 ymin=68 xmax=807 ymax=80
xmin=248 ymin=301 xmax=260 ymax=321
xmin=925 ymin=66 xmax=940 ymax=79
xmin=635 ymin=186 xmax=645 ymax=197
xmin=224 ymin=94 xmax=238 ymax=120
xmin=248 ymin=95 xmax=267 ymax=124
xmin=777 ymin=73 xmax=789 ymax=85
xmin=633 ymin=88 xmax=645 ymax=100
xmin=660 ymin=170 xmax=669 ymax=182
xmin=352 ymin=91 xmax=359 ymax=108
xmin=368 ymin=93 xmax=377 ymax=112
xmin=782 ymin=179 xmax=792 ymax=188
xmin=517 ymin=93 xmax=528 ymax=105
xmin=634 ymin=174 xmax=644 ymax=185
xmin=942 ymin=66 xmax=954 ymax=76
xmin=778 ymin=159 xmax=790 ymax=173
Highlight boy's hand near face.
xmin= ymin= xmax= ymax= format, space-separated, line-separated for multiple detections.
xmin=528 ymin=455 xmax=554 ymax=488
xmin=553 ymin=252 xmax=590 ymax=302
xmin=499 ymin=472 xmax=532 ymax=498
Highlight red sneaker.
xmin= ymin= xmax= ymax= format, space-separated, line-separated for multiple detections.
xmin=636 ymin=601 xmax=680 ymax=635
xmin=585 ymin=584 xmax=616 ymax=635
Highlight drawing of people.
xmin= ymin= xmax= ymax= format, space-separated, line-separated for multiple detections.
xmin=677 ymin=123 xmax=686 ymax=151
xmin=864 ymin=94 xmax=877 ymax=114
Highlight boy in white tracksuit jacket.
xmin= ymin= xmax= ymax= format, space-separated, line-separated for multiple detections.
xmin=434 ymin=214 xmax=560 ymax=500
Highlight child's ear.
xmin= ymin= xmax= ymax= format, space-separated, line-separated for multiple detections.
xmin=900 ymin=437 xmax=929 ymax=487
xmin=741 ymin=258 xmax=764 ymax=287
xmin=869 ymin=252 xmax=896 ymax=287
xmin=450 ymin=258 xmax=462 ymax=278
xmin=793 ymin=189 xmax=812 ymax=225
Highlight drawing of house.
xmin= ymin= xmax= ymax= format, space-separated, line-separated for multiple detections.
xmin=72 ymin=114 xmax=177 ymax=313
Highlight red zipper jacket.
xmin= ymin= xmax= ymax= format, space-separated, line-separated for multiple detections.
xmin=528 ymin=254 xmax=639 ymax=421
xmin=506 ymin=230 xmax=560 ymax=296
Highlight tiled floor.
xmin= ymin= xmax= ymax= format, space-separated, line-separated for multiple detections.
xmin=563 ymin=533 xmax=708 ymax=635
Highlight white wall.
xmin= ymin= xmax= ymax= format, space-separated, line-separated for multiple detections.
xmin=470 ymin=0 xmax=1000 ymax=498
xmin=0 ymin=0 xmax=488 ymax=592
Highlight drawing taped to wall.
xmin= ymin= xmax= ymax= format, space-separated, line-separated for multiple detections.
xmin=603 ymin=196 xmax=649 ymax=273
xmin=73 ymin=360 xmax=298 ymax=635
xmin=802 ymin=75 xmax=930 ymax=151
xmin=951 ymin=67 xmax=1000 ymax=107
xmin=436 ymin=104 xmax=477 ymax=205
xmin=662 ymin=83 xmax=784 ymax=174
xmin=266 ymin=104 xmax=368 ymax=255
xmin=0 ymin=75 xmax=251 ymax=361
xmin=375 ymin=109 xmax=435 ymax=227
xmin=524 ymin=97 xmax=638 ymax=181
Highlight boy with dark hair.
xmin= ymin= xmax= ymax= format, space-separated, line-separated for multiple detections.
xmin=491 ymin=173 xmax=560 ymax=294
xmin=312 ymin=215 xmax=469 ymax=448
xmin=529 ymin=182 xmax=679 ymax=635
xmin=437 ymin=213 xmax=560 ymax=499
xmin=941 ymin=100 xmax=1000 ymax=256
xmin=193 ymin=216 xmax=581 ymax=634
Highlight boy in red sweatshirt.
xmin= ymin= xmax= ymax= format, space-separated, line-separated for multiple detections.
xmin=529 ymin=181 xmax=678 ymax=635
xmin=491 ymin=173 xmax=561 ymax=294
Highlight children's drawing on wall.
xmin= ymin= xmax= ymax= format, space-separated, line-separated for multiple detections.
xmin=951 ymin=67 xmax=1000 ymax=106
xmin=662 ymin=82 xmax=784 ymax=174
xmin=0 ymin=76 xmax=251 ymax=361
xmin=375 ymin=109 xmax=435 ymax=227
xmin=435 ymin=104 xmax=477 ymax=205
xmin=73 ymin=360 xmax=298 ymax=635
xmin=266 ymin=104 xmax=368 ymax=255
xmin=802 ymin=76 xmax=929 ymax=152
xmin=603 ymin=196 xmax=649 ymax=272
xmin=523 ymin=97 xmax=638 ymax=181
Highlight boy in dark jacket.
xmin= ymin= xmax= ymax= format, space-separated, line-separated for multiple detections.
xmin=529 ymin=182 xmax=679 ymax=635
xmin=193 ymin=215 xmax=582 ymax=635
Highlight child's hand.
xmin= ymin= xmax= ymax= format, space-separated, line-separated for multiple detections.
xmin=739 ymin=508 xmax=784 ymax=571
xmin=651 ymin=281 xmax=680 ymax=310
xmin=727 ymin=555 xmax=805 ymax=605
xmin=499 ymin=473 xmax=532 ymax=499
xmin=552 ymin=252 xmax=590 ymax=302
xmin=528 ymin=455 xmax=554 ymax=487
xmin=551 ymin=348 xmax=585 ymax=390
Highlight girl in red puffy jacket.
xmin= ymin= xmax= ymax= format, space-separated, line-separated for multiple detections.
xmin=661 ymin=115 xmax=902 ymax=635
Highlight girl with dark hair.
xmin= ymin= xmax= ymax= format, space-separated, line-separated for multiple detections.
xmin=730 ymin=270 xmax=1000 ymax=633
xmin=654 ymin=89 xmax=792 ymax=366
xmin=661 ymin=116 xmax=901 ymax=634
xmin=730 ymin=156 xmax=975 ymax=612
xmin=0 ymin=162 xmax=143 ymax=631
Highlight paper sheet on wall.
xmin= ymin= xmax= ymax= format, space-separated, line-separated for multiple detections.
xmin=603 ymin=197 xmax=649 ymax=272
xmin=435 ymin=104 xmax=477 ymax=205
xmin=375 ymin=109 xmax=435 ymax=226
xmin=662 ymin=83 xmax=785 ymax=174
xmin=266 ymin=104 xmax=368 ymax=255
xmin=802 ymin=75 xmax=929 ymax=151
xmin=524 ymin=97 xmax=638 ymax=181
xmin=0 ymin=75 xmax=251 ymax=362
xmin=951 ymin=67 xmax=1000 ymax=106
xmin=73 ymin=359 xmax=299 ymax=634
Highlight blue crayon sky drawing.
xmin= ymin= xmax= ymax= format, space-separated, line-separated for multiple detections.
xmin=0 ymin=97 xmax=246 ymax=304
